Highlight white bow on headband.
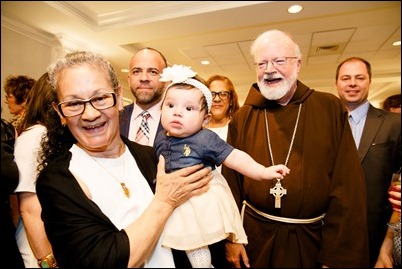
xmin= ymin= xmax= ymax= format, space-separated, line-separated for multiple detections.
xmin=160 ymin=64 xmax=212 ymax=112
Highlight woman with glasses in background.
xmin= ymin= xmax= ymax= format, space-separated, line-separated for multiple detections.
xmin=205 ymin=75 xmax=240 ymax=172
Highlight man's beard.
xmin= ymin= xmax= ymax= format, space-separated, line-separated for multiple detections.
xmin=133 ymin=87 xmax=164 ymax=105
xmin=258 ymin=70 xmax=298 ymax=100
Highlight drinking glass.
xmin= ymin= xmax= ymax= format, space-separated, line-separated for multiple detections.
xmin=389 ymin=172 xmax=401 ymax=212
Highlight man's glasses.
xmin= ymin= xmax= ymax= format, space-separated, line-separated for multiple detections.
xmin=211 ymin=91 xmax=231 ymax=100
xmin=256 ymin=57 xmax=298 ymax=70
xmin=57 ymin=92 xmax=116 ymax=117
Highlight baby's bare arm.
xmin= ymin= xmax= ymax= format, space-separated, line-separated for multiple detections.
xmin=223 ymin=149 xmax=289 ymax=181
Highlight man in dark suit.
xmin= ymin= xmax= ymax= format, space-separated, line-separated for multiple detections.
xmin=335 ymin=57 xmax=401 ymax=267
xmin=119 ymin=47 xmax=167 ymax=145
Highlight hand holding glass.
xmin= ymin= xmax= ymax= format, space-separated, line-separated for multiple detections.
xmin=389 ymin=172 xmax=401 ymax=212
xmin=388 ymin=172 xmax=401 ymax=268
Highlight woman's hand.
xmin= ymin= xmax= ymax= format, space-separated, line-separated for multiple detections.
xmin=154 ymin=155 xmax=212 ymax=208
xmin=389 ymin=184 xmax=401 ymax=212
xmin=225 ymin=241 xmax=250 ymax=268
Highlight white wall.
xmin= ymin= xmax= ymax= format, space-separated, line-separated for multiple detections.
xmin=1 ymin=26 xmax=54 ymax=121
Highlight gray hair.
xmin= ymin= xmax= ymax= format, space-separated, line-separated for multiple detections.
xmin=47 ymin=51 xmax=120 ymax=95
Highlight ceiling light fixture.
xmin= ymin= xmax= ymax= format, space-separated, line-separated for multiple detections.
xmin=392 ymin=40 xmax=401 ymax=46
xmin=121 ymin=68 xmax=129 ymax=73
xmin=288 ymin=5 xmax=303 ymax=14
xmin=201 ymin=60 xmax=210 ymax=65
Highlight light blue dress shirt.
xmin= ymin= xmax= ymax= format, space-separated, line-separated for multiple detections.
xmin=348 ymin=101 xmax=370 ymax=148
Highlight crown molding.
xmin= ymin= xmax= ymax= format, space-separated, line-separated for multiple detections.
xmin=2 ymin=14 xmax=96 ymax=53
xmin=45 ymin=1 xmax=271 ymax=31
xmin=1 ymin=15 xmax=59 ymax=46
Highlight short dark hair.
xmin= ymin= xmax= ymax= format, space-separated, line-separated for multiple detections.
xmin=335 ymin=57 xmax=372 ymax=82
xmin=383 ymin=94 xmax=401 ymax=111
xmin=4 ymin=75 xmax=36 ymax=105
xmin=136 ymin=47 xmax=168 ymax=67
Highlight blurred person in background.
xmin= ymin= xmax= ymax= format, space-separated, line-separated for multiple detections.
xmin=382 ymin=93 xmax=401 ymax=114
xmin=1 ymin=116 xmax=25 ymax=268
xmin=3 ymin=75 xmax=36 ymax=133
xmin=14 ymin=73 xmax=58 ymax=268
xmin=375 ymin=171 xmax=401 ymax=268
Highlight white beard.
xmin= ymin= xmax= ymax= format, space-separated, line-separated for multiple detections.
xmin=257 ymin=70 xmax=298 ymax=100
xmin=258 ymin=81 xmax=288 ymax=100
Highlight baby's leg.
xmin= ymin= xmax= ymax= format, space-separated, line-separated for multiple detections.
xmin=185 ymin=246 xmax=213 ymax=268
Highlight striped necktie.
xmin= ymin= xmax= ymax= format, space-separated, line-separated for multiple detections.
xmin=135 ymin=111 xmax=151 ymax=145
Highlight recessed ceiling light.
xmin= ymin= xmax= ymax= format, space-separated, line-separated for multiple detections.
xmin=121 ymin=68 xmax=129 ymax=73
xmin=392 ymin=40 xmax=401 ymax=46
xmin=288 ymin=5 xmax=303 ymax=14
xmin=201 ymin=60 xmax=210 ymax=65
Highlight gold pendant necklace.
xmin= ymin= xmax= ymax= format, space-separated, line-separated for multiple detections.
xmin=264 ymin=103 xmax=302 ymax=208
xmin=90 ymin=152 xmax=130 ymax=198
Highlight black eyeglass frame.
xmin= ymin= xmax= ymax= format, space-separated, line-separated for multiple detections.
xmin=57 ymin=92 xmax=117 ymax=117
xmin=211 ymin=91 xmax=231 ymax=100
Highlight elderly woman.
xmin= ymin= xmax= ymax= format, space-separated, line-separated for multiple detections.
xmin=36 ymin=51 xmax=212 ymax=268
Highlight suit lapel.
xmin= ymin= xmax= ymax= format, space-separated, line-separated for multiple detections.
xmin=119 ymin=103 xmax=134 ymax=137
xmin=357 ymin=105 xmax=382 ymax=163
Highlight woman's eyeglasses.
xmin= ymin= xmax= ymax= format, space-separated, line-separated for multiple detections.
xmin=211 ymin=91 xmax=231 ymax=100
xmin=57 ymin=92 xmax=116 ymax=117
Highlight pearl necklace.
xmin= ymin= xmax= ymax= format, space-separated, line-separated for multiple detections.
xmin=90 ymin=151 xmax=130 ymax=198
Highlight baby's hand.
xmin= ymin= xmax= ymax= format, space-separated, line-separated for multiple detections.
xmin=276 ymin=164 xmax=290 ymax=177
xmin=264 ymin=164 xmax=290 ymax=180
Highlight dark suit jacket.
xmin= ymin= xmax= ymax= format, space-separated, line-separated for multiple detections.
xmin=119 ymin=103 xmax=163 ymax=145
xmin=359 ymin=104 xmax=401 ymax=266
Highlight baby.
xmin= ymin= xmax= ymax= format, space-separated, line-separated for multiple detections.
xmin=154 ymin=65 xmax=290 ymax=268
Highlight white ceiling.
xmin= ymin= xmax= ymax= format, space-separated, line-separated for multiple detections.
xmin=2 ymin=1 xmax=401 ymax=107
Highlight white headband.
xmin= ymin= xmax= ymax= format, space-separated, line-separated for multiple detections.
xmin=160 ymin=64 xmax=212 ymax=112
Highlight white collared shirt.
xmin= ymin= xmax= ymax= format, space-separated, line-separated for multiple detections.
xmin=128 ymin=100 xmax=162 ymax=145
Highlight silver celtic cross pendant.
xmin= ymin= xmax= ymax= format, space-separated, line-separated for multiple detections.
xmin=269 ymin=179 xmax=287 ymax=208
